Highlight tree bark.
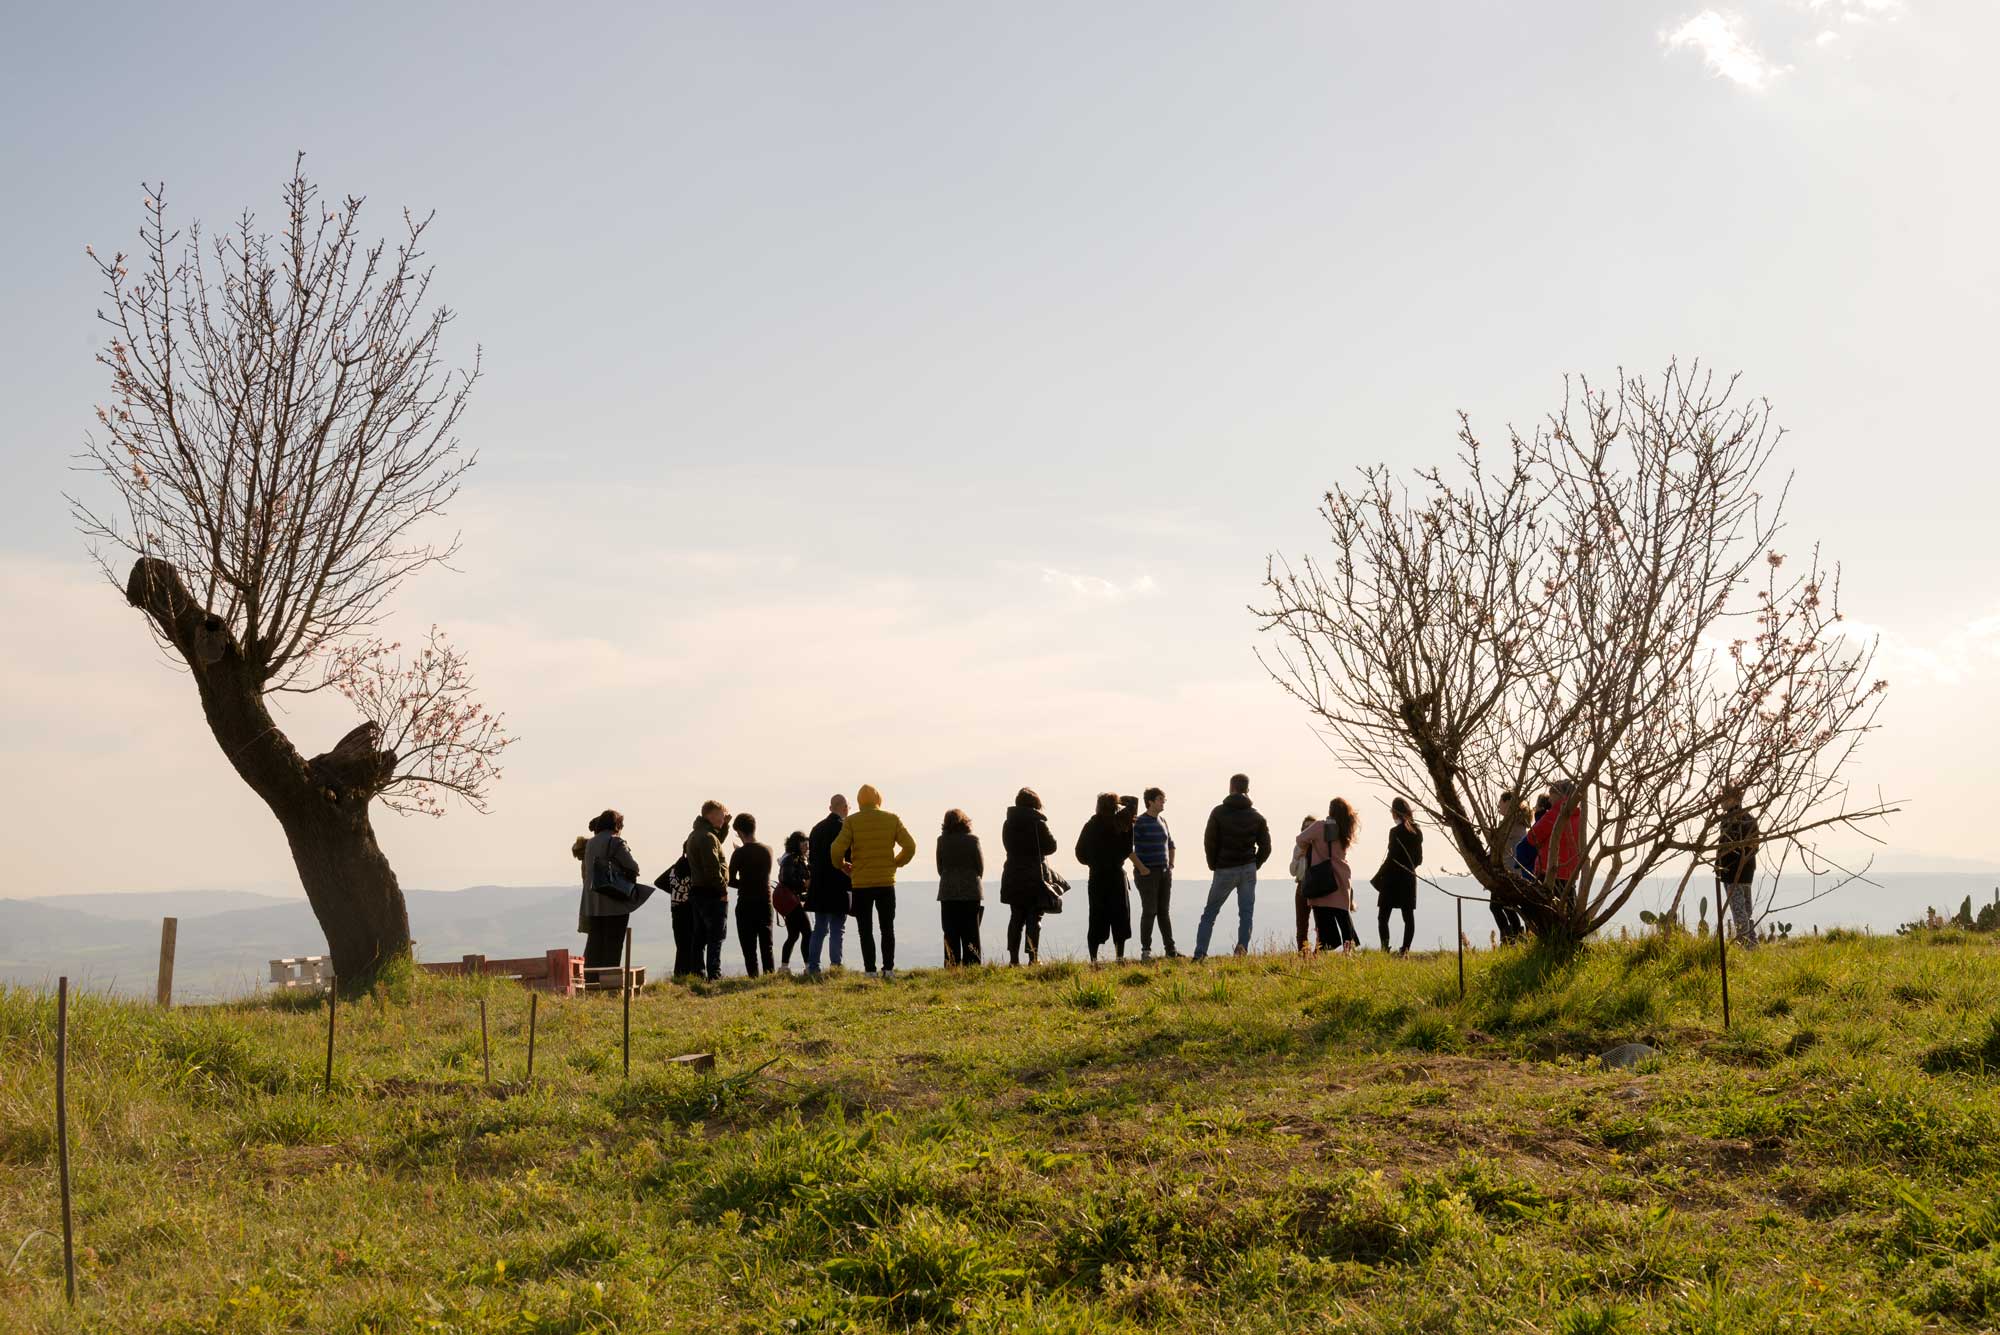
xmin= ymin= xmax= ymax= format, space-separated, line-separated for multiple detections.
xmin=125 ymin=558 xmax=411 ymax=985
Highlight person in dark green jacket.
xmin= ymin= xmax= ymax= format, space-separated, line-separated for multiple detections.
xmin=684 ymin=800 xmax=731 ymax=980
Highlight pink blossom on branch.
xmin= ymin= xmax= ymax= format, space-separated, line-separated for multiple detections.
xmin=322 ymin=627 xmax=515 ymax=817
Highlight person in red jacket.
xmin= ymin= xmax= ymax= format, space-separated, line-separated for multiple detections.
xmin=1526 ymin=779 xmax=1584 ymax=886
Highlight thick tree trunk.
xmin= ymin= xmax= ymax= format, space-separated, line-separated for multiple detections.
xmin=1398 ymin=694 xmax=1569 ymax=939
xmin=274 ymin=797 xmax=412 ymax=984
xmin=125 ymin=558 xmax=411 ymax=986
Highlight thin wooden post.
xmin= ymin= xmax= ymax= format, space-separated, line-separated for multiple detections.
xmin=56 ymin=977 xmax=76 ymax=1306
xmin=526 ymin=992 xmax=538 ymax=1081
xmin=323 ymin=974 xmax=338 ymax=1094
xmin=621 ymin=927 xmax=634 ymax=1080
xmin=1715 ymin=887 xmax=1731 ymax=1030
xmin=479 ymin=997 xmax=491 ymax=1084
xmin=1455 ymin=901 xmax=1466 ymax=1000
xmin=155 ymin=917 xmax=178 ymax=1008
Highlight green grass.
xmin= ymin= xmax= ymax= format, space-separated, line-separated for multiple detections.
xmin=7 ymin=933 xmax=2000 ymax=1331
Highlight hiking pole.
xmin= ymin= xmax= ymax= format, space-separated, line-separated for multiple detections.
xmin=622 ymin=927 xmax=634 ymax=1080
xmin=324 ymin=973 xmax=337 ymax=1094
xmin=56 ymin=977 xmax=76 ymax=1307
xmin=1715 ymin=886 xmax=1731 ymax=1031
xmin=526 ymin=992 xmax=538 ymax=1082
xmin=1455 ymin=900 xmax=1466 ymax=1001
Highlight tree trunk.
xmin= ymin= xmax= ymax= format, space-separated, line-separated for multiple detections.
xmin=125 ymin=558 xmax=411 ymax=986
xmin=274 ymin=796 xmax=412 ymax=984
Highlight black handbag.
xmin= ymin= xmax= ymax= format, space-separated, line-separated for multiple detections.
xmin=1036 ymin=864 xmax=1069 ymax=915
xmin=591 ymin=838 xmax=654 ymax=910
xmin=1303 ymin=827 xmax=1335 ymax=901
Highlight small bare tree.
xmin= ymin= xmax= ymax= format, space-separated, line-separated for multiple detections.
xmin=72 ymin=159 xmax=511 ymax=983
xmin=1257 ymin=364 xmax=1890 ymax=941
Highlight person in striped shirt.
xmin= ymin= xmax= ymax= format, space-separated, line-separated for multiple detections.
xmin=1131 ymin=787 xmax=1179 ymax=960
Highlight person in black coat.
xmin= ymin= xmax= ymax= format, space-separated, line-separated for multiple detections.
xmin=936 ymin=809 xmax=985 ymax=966
xmin=729 ymin=812 xmax=775 ymax=977
xmin=775 ymin=831 xmax=814 ymax=968
xmin=1371 ymin=797 xmax=1424 ymax=955
xmin=805 ymin=794 xmax=852 ymax=975
xmin=1076 ymin=792 xmax=1137 ymax=963
xmin=1000 ymin=788 xmax=1060 ymax=965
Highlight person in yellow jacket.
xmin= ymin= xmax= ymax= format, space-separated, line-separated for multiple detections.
xmin=827 ymin=783 xmax=917 ymax=978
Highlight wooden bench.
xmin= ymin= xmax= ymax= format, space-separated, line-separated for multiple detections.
xmin=417 ymin=950 xmax=646 ymax=996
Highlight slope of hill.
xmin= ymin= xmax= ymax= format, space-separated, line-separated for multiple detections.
xmin=5 ymin=933 xmax=2000 ymax=1331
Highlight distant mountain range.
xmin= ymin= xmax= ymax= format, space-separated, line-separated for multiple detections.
xmin=0 ymin=885 xmax=601 ymax=1001
xmin=7 ymin=872 xmax=1997 ymax=1001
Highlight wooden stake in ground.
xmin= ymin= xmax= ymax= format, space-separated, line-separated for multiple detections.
xmin=1715 ymin=886 xmax=1732 ymax=1030
xmin=622 ymin=927 xmax=634 ymax=1080
xmin=1455 ymin=900 xmax=1466 ymax=1000
xmin=526 ymin=992 xmax=538 ymax=1082
xmin=56 ymin=976 xmax=76 ymax=1306
xmin=323 ymin=975 xmax=338 ymax=1094
xmin=155 ymin=917 xmax=177 ymax=1008
xmin=479 ymin=997 xmax=491 ymax=1084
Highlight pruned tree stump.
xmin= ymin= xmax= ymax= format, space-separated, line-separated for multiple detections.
xmin=670 ymin=1053 xmax=716 ymax=1073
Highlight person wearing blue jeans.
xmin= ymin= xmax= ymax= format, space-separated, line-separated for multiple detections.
xmin=805 ymin=795 xmax=852 ymax=977
xmin=806 ymin=908 xmax=846 ymax=973
xmin=1191 ymin=773 xmax=1274 ymax=961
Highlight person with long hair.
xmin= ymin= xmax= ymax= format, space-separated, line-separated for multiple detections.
xmin=578 ymin=810 xmax=641 ymax=979
xmin=1289 ymin=814 xmax=1321 ymax=954
xmin=728 ymin=812 xmax=775 ymax=977
xmin=1527 ymin=780 xmax=1585 ymax=890
xmin=1076 ymin=793 xmax=1137 ymax=963
xmin=1371 ymin=797 xmax=1423 ymax=955
xmin=1296 ymin=799 xmax=1360 ymax=953
xmin=1000 ymin=788 xmax=1059 ymax=965
xmin=775 ymin=830 xmax=814 ymax=969
xmin=1491 ymin=791 xmax=1531 ymax=944
xmin=936 ymin=808 xmax=985 ymax=966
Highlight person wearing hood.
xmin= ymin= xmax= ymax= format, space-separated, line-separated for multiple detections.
xmin=684 ymin=799 xmax=731 ymax=980
xmin=1000 ymin=788 xmax=1060 ymax=965
xmin=827 ymin=783 xmax=917 ymax=978
xmin=1192 ymin=774 xmax=1274 ymax=961
xmin=1076 ymin=792 xmax=1137 ymax=963
xmin=577 ymin=810 xmax=641 ymax=979
xmin=936 ymin=808 xmax=985 ymax=966
xmin=806 ymin=794 xmax=852 ymax=976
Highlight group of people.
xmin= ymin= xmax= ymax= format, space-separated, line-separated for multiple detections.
xmin=571 ymin=774 xmax=1454 ymax=980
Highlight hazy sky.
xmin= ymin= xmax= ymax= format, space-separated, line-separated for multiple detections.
xmin=3 ymin=0 xmax=1995 ymax=898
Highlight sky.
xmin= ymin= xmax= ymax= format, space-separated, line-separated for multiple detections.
xmin=2 ymin=0 xmax=1997 ymax=900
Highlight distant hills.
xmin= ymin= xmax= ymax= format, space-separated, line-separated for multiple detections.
xmin=1 ymin=885 xmax=592 ymax=1001
xmin=6 ymin=872 xmax=1996 ymax=1001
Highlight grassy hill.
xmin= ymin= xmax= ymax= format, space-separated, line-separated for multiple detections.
xmin=6 ymin=933 xmax=2000 ymax=1333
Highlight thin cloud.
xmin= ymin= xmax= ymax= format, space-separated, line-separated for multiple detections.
xmin=1663 ymin=10 xmax=1791 ymax=91
xmin=1039 ymin=568 xmax=1159 ymax=600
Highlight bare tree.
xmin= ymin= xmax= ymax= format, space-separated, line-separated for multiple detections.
xmin=72 ymin=159 xmax=511 ymax=983
xmin=1257 ymin=364 xmax=1891 ymax=941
